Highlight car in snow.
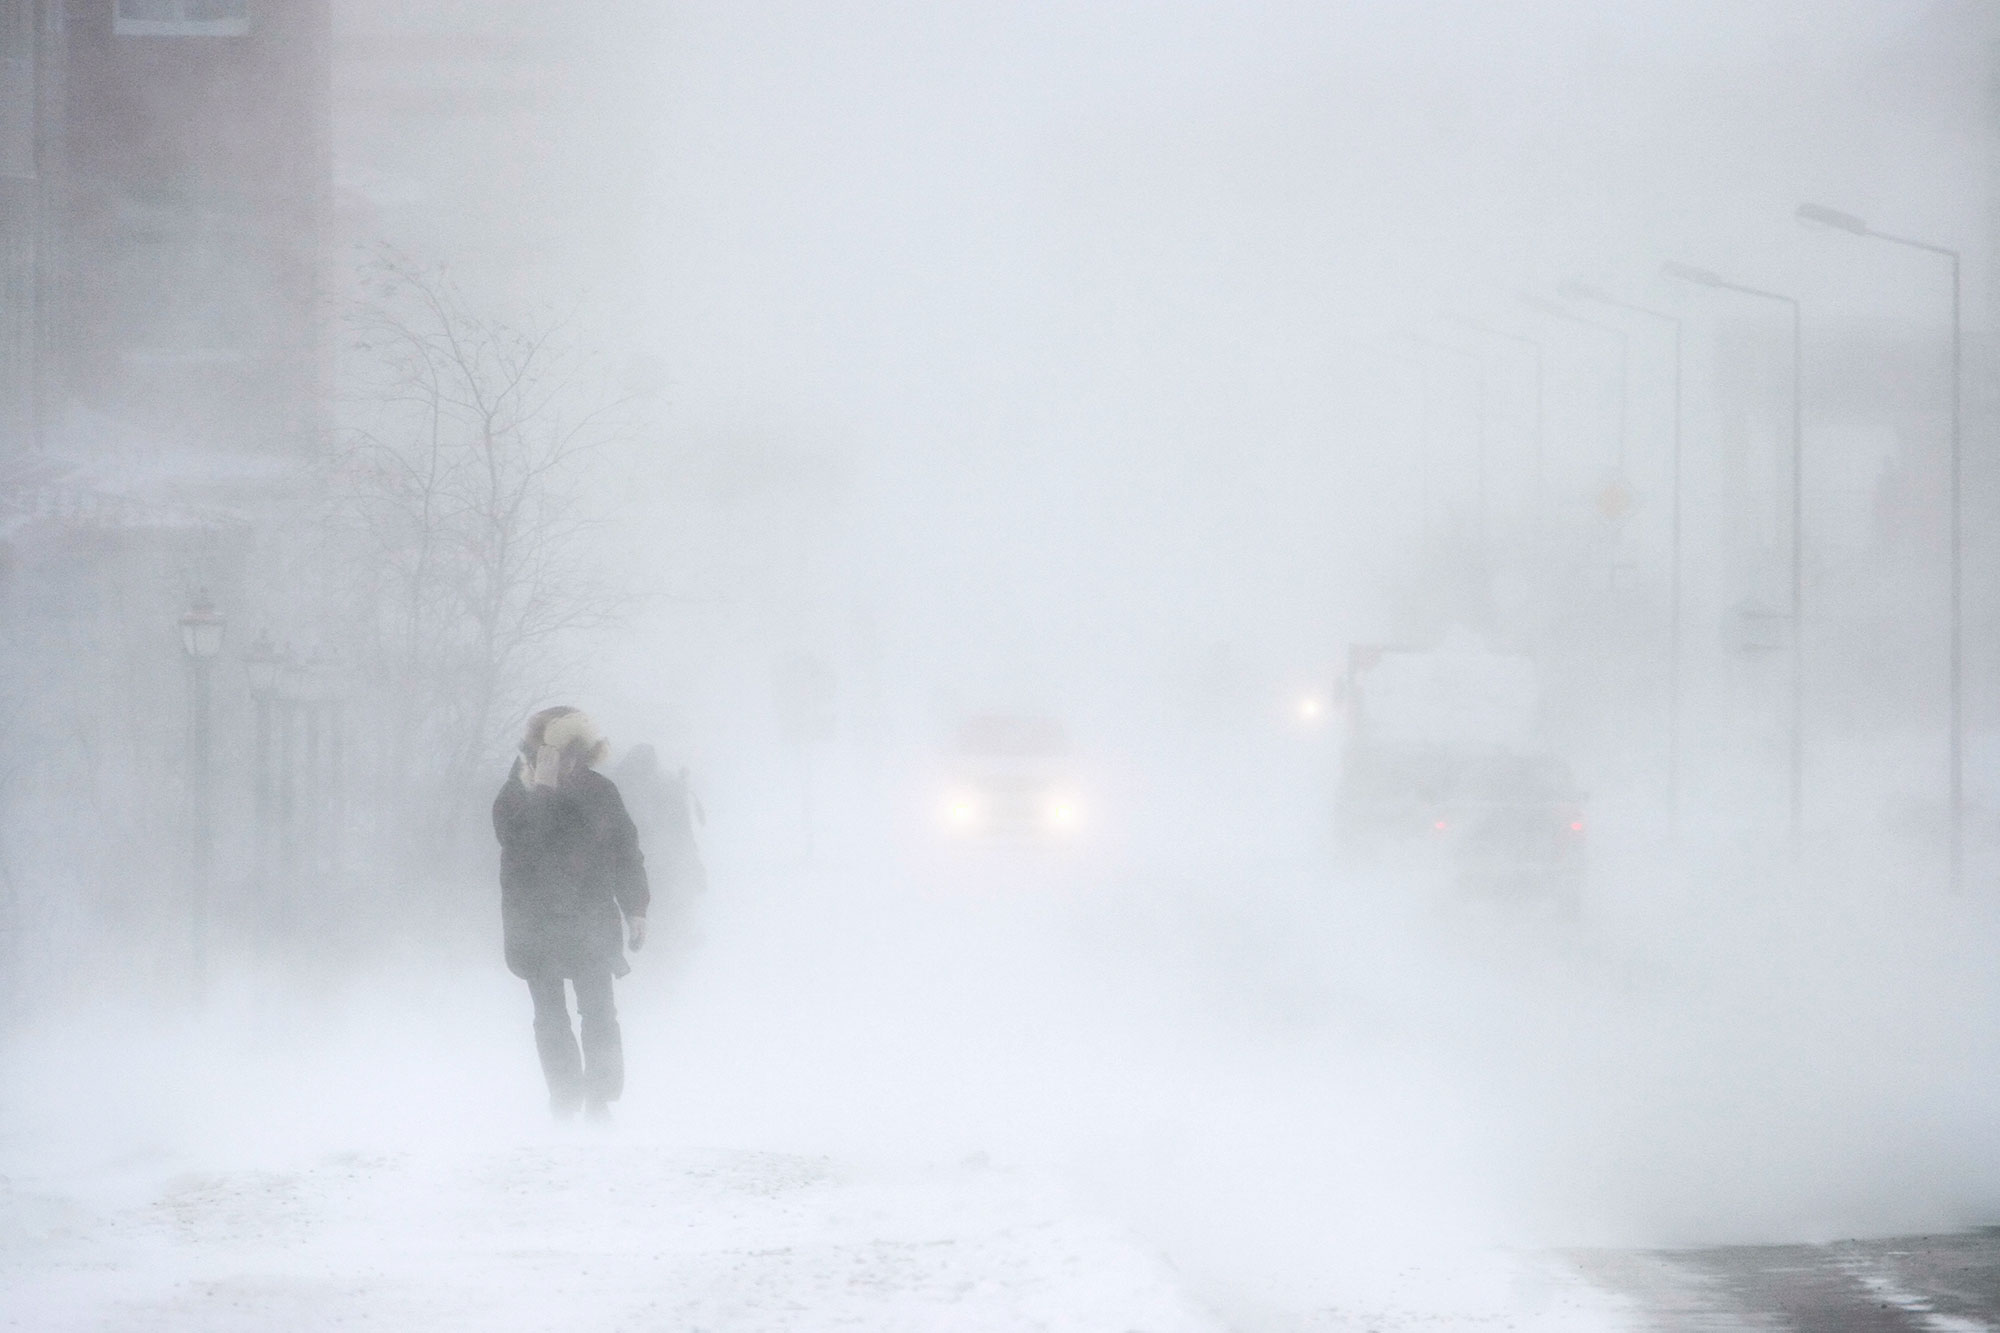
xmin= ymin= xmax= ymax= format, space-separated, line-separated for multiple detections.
xmin=1340 ymin=746 xmax=1587 ymax=911
xmin=1427 ymin=751 xmax=1584 ymax=908
xmin=1335 ymin=639 xmax=1587 ymax=912
xmin=936 ymin=713 xmax=1085 ymax=841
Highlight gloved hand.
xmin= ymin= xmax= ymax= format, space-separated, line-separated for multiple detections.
xmin=627 ymin=915 xmax=648 ymax=952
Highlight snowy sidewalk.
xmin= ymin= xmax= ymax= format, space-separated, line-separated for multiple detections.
xmin=1 ymin=1134 xmax=1643 ymax=1331
xmin=2 ymin=1141 xmax=1227 ymax=1332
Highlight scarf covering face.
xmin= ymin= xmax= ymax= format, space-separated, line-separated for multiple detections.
xmin=522 ymin=709 xmax=607 ymax=789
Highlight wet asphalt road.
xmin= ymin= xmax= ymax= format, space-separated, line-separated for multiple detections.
xmin=1573 ymin=1230 xmax=2000 ymax=1330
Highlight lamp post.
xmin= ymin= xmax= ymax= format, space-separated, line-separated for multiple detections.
xmin=177 ymin=591 xmax=226 ymax=993
xmin=299 ymin=649 xmax=336 ymax=877
xmin=1411 ymin=334 xmax=1488 ymax=552
xmin=243 ymin=630 xmax=281 ymax=898
xmin=1443 ymin=316 xmax=1546 ymax=554
xmin=298 ymin=654 xmax=318 ymax=875
xmin=274 ymin=645 xmax=306 ymax=894
xmin=1344 ymin=342 xmax=1434 ymax=541
xmin=313 ymin=651 xmax=347 ymax=878
xmin=1663 ymin=260 xmax=1804 ymax=858
xmin=1520 ymin=291 xmax=1630 ymax=476
xmin=1796 ymin=202 xmax=1963 ymax=892
xmin=1562 ymin=282 xmax=1686 ymax=840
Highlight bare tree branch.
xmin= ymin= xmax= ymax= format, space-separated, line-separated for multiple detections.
xmin=320 ymin=248 xmax=635 ymax=866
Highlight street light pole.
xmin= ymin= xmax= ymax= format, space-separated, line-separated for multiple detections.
xmin=1520 ymin=292 xmax=1630 ymax=476
xmin=275 ymin=646 xmax=303 ymax=903
xmin=1411 ymin=335 xmax=1488 ymax=553
xmin=243 ymin=630 xmax=281 ymax=907
xmin=1564 ymin=283 xmax=1686 ymax=840
xmin=302 ymin=654 xmax=324 ymax=879
xmin=1343 ymin=342 xmax=1435 ymax=545
xmin=1444 ymin=316 xmax=1546 ymax=555
xmin=1797 ymin=203 xmax=1963 ymax=892
xmin=1663 ymin=261 xmax=1804 ymax=858
xmin=178 ymin=592 xmax=227 ymax=996
xmin=1800 ymin=296 xmax=1816 ymax=856
xmin=1950 ymin=245 xmax=1962 ymax=890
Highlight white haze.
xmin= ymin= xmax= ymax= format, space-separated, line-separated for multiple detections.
xmin=6 ymin=1 xmax=1999 ymax=1326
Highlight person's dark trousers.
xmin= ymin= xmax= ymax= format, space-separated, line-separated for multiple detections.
xmin=525 ymin=971 xmax=624 ymax=1114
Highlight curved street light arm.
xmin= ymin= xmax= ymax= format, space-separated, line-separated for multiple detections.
xmin=1796 ymin=204 xmax=1962 ymax=889
xmin=1664 ymin=259 xmax=1804 ymax=855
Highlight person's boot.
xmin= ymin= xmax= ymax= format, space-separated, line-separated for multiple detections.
xmin=583 ymin=1099 xmax=612 ymax=1124
xmin=534 ymin=1011 xmax=585 ymax=1122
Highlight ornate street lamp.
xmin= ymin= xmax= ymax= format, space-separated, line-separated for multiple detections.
xmin=179 ymin=592 xmax=226 ymax=660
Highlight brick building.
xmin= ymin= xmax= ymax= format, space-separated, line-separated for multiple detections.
xmin=1 ymin=0 xmax=330 ymax=465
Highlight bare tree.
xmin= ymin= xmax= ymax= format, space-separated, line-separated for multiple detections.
xmin=329 ymin=251 xmax=624 ymax=863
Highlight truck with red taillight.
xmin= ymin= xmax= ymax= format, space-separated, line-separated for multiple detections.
xmin=1335 ymin=635 xmax=1585 ymax=913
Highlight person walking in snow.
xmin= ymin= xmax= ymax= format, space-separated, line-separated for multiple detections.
xmin=612 ymin=742 xmax=707 ymax=902
xmin=493 ymin=707 xmax=650 ymax=1120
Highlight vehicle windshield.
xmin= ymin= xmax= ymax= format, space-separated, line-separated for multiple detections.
xmin=954 ymin=715 xmax=1069 ymax=758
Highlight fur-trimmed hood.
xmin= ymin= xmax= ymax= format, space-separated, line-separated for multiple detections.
xmin=519 ymin=706 xmax=610 ymax=789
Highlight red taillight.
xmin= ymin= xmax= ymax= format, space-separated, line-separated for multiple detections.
xmin=1432 ymin=818 xmax=1450 ymax=833
xmin=1568 ymin=819 xmax=1585 ymax=834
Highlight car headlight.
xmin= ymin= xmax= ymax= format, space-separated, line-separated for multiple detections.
xmin=943 ymin=794 xmax=980 ymax=830
xmin=1046 ymin=796 xmax=1081 ymax=830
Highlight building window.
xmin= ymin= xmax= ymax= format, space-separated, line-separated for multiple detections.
xmin=115 ymin=0 xmax=249 ymax=37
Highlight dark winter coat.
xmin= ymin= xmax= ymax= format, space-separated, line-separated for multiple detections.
xmin=493 ymin=766 xmax=650 ymax=980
